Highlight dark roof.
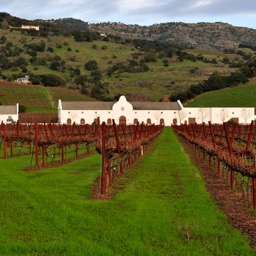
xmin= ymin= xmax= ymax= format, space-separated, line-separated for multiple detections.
xmin=0 ymin=105 xmax=17 ymax=114
xmin=61 ymin=101 xmax=114 ymax=110
xmin=131 ymin=102 xmax=181 ymax=110
xmin=61 ymin=101 xmax=181 ymax=111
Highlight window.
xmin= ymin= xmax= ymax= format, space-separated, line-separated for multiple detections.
xmin=7 ymin=116 xmax=13 ymax=123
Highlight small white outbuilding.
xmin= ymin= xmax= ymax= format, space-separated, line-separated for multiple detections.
xmin=0 ymin=104 xmax=19 ymax=124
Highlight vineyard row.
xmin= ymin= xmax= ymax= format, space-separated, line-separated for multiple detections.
xmin=172 ymin=121 xmax=256 ymax=209
xmin=0 ymin=121 xmax=164 ymax=195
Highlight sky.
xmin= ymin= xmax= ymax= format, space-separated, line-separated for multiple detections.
xmin=1 ymin=0 xmax=256 ymax=28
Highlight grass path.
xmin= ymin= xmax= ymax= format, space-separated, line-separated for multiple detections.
xmin=0 ymin=128 xmax=254 ymax=255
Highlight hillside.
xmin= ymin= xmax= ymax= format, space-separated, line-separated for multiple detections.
xmin=0 ymin=12 xmax=256 ymax=105
xmin=40 ymin=17 xmax=256 ymax=51
xmin=89 ymin=22 xmax=256 ymax=51
xmin=185 ymin=77 xmax=256 ymax=108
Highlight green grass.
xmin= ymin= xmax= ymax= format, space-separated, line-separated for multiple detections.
xmin=0 ymin=128 xmax=254 ymax=255
xmin=185 ymin=80 xmax=256 ymax=107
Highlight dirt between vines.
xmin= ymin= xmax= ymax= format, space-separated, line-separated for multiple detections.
xmin=180 ymin=138 xmax=256 ymax=249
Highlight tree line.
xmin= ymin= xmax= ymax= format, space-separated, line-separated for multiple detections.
xmin=169 ymin=60 xmax=256 ymax=102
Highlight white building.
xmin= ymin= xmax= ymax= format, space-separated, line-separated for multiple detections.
xmin=16 ymin=75 xmax=30 ymax=84
xmin=0 ymin=104 xmax=19 ymax=124
xmin=21 ymin=25 xmax=40 ymax=31
xmin=58 ymin=95 xmax=256 ymax=126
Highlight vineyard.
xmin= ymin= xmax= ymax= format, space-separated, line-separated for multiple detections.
xmin=0 ymin=121 xmax=163 ymax=195
xmin=172 ymin=121 xmax=256 ymax=210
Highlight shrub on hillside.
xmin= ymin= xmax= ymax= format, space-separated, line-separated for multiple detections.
xmin=84 ymin=60 xmax=98 ymax=71
xmin=30 ymin=74 xmax=65 ymax=87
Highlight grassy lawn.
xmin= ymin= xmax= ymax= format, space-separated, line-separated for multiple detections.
xmin=0 ymin=128 xmax=254 ymax=255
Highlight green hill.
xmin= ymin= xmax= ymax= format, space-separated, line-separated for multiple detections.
xmin=185 ymin=77 xmax=256 ymax=108
xmin=1 ymin=12 xmax=256 ymax=107
xmin=1 ymin=12 xmax=250 ymax=102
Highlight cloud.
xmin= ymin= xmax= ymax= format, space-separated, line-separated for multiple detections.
xmin=1 ymin=0 xmax=256 ymax=27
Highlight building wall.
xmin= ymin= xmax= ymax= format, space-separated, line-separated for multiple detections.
xmin=178 ymin=107 xmax=255 ymax=125
xmin=58 ymin=98 xmax=256 ymax=126
xmin=21 ymin=25 xmax=39 ymax=31
xmin=0 ymin=104 xmax=19 ymax=124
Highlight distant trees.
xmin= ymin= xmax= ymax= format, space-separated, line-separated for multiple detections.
xmin=73 ymin=31 xmax=95 ymax=42
xmin=107 ymin=59 xmax=149 ymax=76
xmin=24 ymin=40 xmax=46 ymax=52
xmin=30 ymin=74 xmax=65 ymax=87
xmin=170 ymin=69 xmax=249 ymax=102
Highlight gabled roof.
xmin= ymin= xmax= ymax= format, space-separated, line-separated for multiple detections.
xmin=131 ymin=102 xmax=181 ymax=110
xmin=61 ymin=100 xmax=181 ymax=111
xmin=0 ymin=105 xmax=17 ymax=115
xmin=61 ymin=101 xmax=114 ymax=110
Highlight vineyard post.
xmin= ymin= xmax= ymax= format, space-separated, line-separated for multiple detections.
xmin=34 ymin=123 xmax=39 ymax=169
xmin=42 ymin=146 xmax=45 ymax=167
xmin=107 ymin=160 xmax=112 ymax=188
xmin=101 ymin=122 xmax=107 ymax=195
xmin=244 ymin=121 xmax=254 ymax=153
xmin=112 ymin=120 xmax=123 ymax=176
xmin=208 ymin=122 xmax=217 ymax=147
xmin=15 ymin=121 xmax=19 ymax=137
xmin=224 ymin=123 xmax=235 ymax=191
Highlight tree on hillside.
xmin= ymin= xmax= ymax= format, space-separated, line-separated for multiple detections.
xmin=39 ymin=74 xmax=65 ymax=87
xmin=85 ymin=60 xmax=98 ymax=71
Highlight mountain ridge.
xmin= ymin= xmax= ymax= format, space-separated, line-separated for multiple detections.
xmin=2 ymin=12 xmax=256 ymax=50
